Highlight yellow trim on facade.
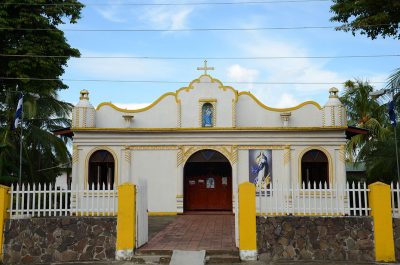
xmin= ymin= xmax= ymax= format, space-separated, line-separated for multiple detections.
xmin=73 ymin=126 xmax=347 ymax=132
xmin=238 ymin=145 xmax=287 ymax=150
xmin=95 ymin=74 xmax=323 ymax=115
xmin=297 ymin=146 xmax=333 ymax=186
xmin=84 ymin=146 xmax=119 ymax=190
xmin=238 ymin=91 xmax=322 ymax=111
xmin=199 ymin=98 xmax=217 ymax=102
xmin=96 ymin=92 xmax=177 ymax=113
xmin=148 ymin=212 xmax=178 ymax=216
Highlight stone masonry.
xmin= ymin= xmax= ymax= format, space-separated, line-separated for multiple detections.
xmin=257 ymin=216 xmax=374 ymax=261
xmin=393 ymin=218 xmax=400 ymax=261
xmin=3 ymin=217 xmax=116 ymax=264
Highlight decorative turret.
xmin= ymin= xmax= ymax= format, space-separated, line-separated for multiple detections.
xmin=322 ymin=87 xmax=347 ymax=127
xmin=72 ymin=90 xmax=95 ymax=128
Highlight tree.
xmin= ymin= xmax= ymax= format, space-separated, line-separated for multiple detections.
xmin=340 ymin=80 xmax=388 ymax=162
xmin=341 ymin=80 xmax=400 ymax=183
xmin=0 ymin=1 xmax=84 ymax=184
xmin=330 ymin=0 xmax=400 ymax=40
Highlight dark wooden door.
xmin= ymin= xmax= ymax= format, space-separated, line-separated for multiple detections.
xmin=185 ymin=174 xmax=232 ymax=211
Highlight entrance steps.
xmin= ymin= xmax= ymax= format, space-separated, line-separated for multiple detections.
xmin=133 ymin=249 xmax=240 ymax=264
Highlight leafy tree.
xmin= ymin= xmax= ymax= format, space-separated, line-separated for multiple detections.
xmin=330 ymin=0 xmax=400 ymax=40
xmin=365 ymin=126 xmax=399 ymax=183
xmin=0 ymin=1 xmax=84 ymax=185
xmin=341 ymin=80 xmax=400 ymax=183
xmin=340 ymin=80 xmax=388 ymax=162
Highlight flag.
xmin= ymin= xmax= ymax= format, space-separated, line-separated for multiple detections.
xmin=388 ymin=100 xmax=397 ymax=127
xmin=12 ymin=93 xmax=23 ymax=131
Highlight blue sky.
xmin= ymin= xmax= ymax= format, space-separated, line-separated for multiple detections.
xmin=59 ymin=0 xmax=400 ymax=109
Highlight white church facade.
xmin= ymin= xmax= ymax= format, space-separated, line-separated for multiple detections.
xmin=70 ymin=67 xmax=348 ymax=216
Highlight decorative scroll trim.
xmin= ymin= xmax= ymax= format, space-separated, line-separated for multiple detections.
xmin=338 ymin=144 xmax=346 ymax=162
xmin=238 ymin=145 xmax=286 ymax=150
xmin=178 ymin=145 xmax=238 ymax=166
xmin=72 ymin=144 xmax=79 ymax=164
xmin=124 ymin=146 xmax=131 ymax=163
xmin=283 ymin=145 xmax=291 ymax=165
xmin=128 ymin=145 xmax=178 ymax=150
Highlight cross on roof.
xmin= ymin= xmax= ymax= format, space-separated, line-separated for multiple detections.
xmin=197 ymin=60 xmax=214 ymax=75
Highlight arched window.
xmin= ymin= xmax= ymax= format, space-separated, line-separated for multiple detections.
xmin=301 ymin=149 xmax=329 ymax=188
xmin=88 ymin=150 xmax=115 ymax=190
xmin=201 ymin=103 xmax=214 ymax=127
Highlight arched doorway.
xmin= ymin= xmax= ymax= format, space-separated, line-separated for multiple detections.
xmin=184 ymin=149 xmax=232 ymax=211
xmin=301 ymin=149 xmax=329 ymax=188
xmin=88 ymin=150 xmax=115 ymax=189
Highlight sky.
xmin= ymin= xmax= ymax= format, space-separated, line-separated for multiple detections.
xmin=59 ymin=0 xmax=400 ymax=109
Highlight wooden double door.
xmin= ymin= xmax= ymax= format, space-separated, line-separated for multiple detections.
xmin=184 ymin=162 xmax=232 ymax=211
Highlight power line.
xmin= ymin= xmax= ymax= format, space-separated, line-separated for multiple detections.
xmin=0 ymin=77 xmax=386 ymax=85
xmin=0 ymin=24 xmax=390 ymax=32
xmin=0 ymin=26 xmax=333 ymax=31
xmin=1 ymin=0 xmax=331 ymax=7
xmin=0 ymin=54 xmax=399 ymax=59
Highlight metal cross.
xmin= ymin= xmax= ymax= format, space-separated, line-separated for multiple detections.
xmin=197 ymin=60 xmax=214 ymax=75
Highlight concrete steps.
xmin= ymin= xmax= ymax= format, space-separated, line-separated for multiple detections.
xmin=133 ymin=249 xmax=240 ymax=264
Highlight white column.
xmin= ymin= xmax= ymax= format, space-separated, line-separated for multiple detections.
xmin=231 ymin=159 xmax=239 ymax=247
xmin=176 ymin=165 xmax=184 ymax=213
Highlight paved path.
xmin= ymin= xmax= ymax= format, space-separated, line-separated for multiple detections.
xmin=140 ymin=214 xmax=236 ymax=251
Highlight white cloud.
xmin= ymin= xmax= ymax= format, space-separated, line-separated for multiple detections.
xmin=139 ymin=6 xmax=194 ymax=30
xmin=235 ymin=34 xmax=343 ymax=93
xmin=275 ymin=93 xmax=299 ymax=108
xmin=227 ymin=64 xmax=259 ymax=85
xmin=94 ymin=0 xmax=127 ymax=23
xmin=68 ymin=51 xmax=175 ymax=79
xmin=113 ymin=103 xmax=151 ymax=110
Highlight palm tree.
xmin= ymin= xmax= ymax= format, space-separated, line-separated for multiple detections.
xmin=388 ymin=68 xmax=400 ymax=91
xmin=340 ymin=80 xmax=389 ymax=162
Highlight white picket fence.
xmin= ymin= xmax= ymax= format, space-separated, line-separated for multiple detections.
xmin=391 ymin=182 xmax=400 ymax=218
xmin=9 ymin=183 xmax=118 ymax=218
xmin=256 ymin=181 xmax=370 ymax=216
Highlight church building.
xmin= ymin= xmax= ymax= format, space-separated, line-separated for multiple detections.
xmin=70 ymin=63 xmax=348 ymax=216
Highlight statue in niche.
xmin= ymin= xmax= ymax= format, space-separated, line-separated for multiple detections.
xmin=202 ymin=103 xmax=213 ymax=127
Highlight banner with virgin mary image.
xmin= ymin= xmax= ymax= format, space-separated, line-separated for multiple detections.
xmin=249 ymin=150 xmax=272 ymax=187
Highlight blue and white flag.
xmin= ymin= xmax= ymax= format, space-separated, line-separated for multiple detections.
xmin=388 ymin=100 xmax=397 ymax=127
xmin=12 ymin=94 xmax=23 ymax=131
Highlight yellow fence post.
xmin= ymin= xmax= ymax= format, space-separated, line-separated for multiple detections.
xmin=0 ymin=185 xmax=10 ymax=262
xmin=116 ymin=183 xmax=136 ymax=260
xmin=239 ymin=182 xmax=257 ymax=261
xmin=369 ymin=181 xmax=395 ymax=262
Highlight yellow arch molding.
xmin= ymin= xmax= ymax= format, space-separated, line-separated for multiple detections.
xmin=96 ymin=74 xmax=322 ymax=114
xmin=96 ymin=92 xmax=176 ymax=113
xmin=84 ymin=146 xmax=119 ymax=190
xmin=238 ymin=91 xmax=322 ymax=112
xmin=297 ymin=146 xmax=333 ymax=187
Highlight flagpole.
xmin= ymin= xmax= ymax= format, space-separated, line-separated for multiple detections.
xmin=393 ymin=89 xmax=400 ymax=184
xmin=18 ymin=92 xmax=23 ymax=187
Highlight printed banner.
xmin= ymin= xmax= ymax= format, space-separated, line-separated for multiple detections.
xmin=249 ymin=150 xmax=272 ymax=187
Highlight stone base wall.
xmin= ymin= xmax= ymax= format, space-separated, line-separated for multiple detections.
xmin=393 ymin=218 xmax=400 ymax=261
xmin=3 ymin=217 xmax=117 ymax=264
xmin=257 ymin=216 xmax=374 ymax=261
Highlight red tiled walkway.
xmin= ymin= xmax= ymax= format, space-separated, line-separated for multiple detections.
xmin=140 ymin=214 xmax=237 ymax=251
